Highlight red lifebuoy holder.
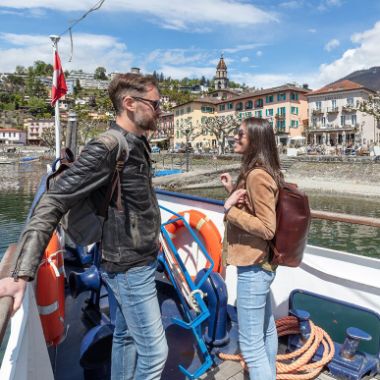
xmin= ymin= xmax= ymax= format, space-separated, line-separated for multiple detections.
xmin=36 ymin=231 xmax=65 ymax=346
xmin=165 ymin=209 xmax=223 ymax=276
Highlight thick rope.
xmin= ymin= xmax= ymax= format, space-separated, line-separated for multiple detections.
xmin=218 ymin=316 xmax=335 ymax=380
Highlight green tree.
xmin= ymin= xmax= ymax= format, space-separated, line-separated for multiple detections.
xmin=94 ymin=67 xmax=107 ymax=80
xmin=3 ymin=74 xmax=25 ymax=93
xmin=27 ymin=97 xmax=53 ymax=117
xmin=15 ymin=66 xmax=26 ymax=75
xmin=73 ymin=79 xmax=82 ymax=96
xmin=33 ymin=60 xmax=52 ymax=76
xmin=201 ymin=115 xmax=240 ymax=154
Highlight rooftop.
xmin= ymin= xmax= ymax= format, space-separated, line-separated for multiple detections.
xmin=307 ymin=79 xmax=373 ymax=96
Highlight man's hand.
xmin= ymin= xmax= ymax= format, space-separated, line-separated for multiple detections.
xmin=0 ymin=277 xmax=27 ymax=316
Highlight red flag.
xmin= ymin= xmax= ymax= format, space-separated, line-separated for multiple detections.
xmin=51 ymin=51 xmax=67 ymax=106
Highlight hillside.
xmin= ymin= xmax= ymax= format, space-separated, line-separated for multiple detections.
xmin=338 ymin=66 xmax=380 ymax=91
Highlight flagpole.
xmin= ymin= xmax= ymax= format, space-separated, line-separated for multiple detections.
xmin=50 ymin=35 xmax=61 ymax=160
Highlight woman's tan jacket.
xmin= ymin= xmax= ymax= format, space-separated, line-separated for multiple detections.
xmin=225 ymin=168 xmax=279 ymax=267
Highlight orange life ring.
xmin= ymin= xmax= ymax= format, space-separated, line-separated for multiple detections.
xmin=165 ymin=209 xmax=223 ymax=274
xmin=36 ymin=231 xmax=65 ymax=346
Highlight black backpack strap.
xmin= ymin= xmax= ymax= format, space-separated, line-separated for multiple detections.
xmin=98 ymin=129 xmax=129 ymax=214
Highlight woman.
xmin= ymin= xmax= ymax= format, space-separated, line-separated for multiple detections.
xmin=221 ymin=117 xmax=284 ymax=380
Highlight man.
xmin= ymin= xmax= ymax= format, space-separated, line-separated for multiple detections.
xmin=0 ymin=73 xmax=168 ymax=380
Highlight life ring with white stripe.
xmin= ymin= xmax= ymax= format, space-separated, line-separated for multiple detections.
xmin=36 ymin=231 xmax=65 ymax=346
xmin=165 ymin=209 xmax=223 ymax=274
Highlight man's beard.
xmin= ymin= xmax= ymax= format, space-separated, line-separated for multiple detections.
xmin=135 ymin=110 xmax=158 ymax=131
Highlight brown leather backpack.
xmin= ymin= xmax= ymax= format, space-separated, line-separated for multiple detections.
xmin=270 ymin=182 xmax=311 ymax=267
xmin=246 ymin=168 xmax=311 ymax=267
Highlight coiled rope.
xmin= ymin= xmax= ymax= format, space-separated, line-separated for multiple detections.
xmin=218 ymin=315 xmax=335 ymax=379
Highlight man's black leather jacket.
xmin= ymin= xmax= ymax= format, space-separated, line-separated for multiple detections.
xmin=11 ymin=123 xmax=161 ymax=280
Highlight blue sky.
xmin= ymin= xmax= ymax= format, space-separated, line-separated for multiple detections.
xmin=0 ymin=0 xmax=380 ymax=89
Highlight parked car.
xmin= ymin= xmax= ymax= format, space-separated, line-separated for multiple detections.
xmin=151 ymin=145 xmax=161 ymax=153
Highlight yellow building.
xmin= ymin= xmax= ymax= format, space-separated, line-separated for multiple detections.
xmin=172 ymin=82 xmax=310 ymax=150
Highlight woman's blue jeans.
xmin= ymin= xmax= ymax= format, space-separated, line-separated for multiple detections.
xmin=102 ymin=261 xmax=168 ymax=380
xmin=237 ymin=264 xmax=277 ymax=380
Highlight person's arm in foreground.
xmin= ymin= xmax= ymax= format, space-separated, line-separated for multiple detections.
xmin=0 ymin=138 xmax=117 ymax=314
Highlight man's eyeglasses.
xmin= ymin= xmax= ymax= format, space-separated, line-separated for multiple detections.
xmin=131 ymin=96 xmax=161 ymax=111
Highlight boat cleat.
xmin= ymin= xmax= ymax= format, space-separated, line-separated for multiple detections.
xmin=288 ymin=312 xmax=379 ymax=380
xmin=328 ymin=327 xmax=378 ymax=380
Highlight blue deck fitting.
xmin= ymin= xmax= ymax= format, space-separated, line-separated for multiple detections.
xmin=159 ymin=205 xmax=216 ymax=379
xmin=288 ymin=309 xmax=379 ymax=380
xmin=328 ymin=327 xmax=377 ymax=380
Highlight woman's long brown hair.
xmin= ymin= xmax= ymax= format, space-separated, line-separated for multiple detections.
xmin=236 ymin=117 xmax=284 ymax=188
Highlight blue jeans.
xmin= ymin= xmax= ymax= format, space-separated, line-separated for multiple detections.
xmin=102 ymin=261 xmax=168 ymax=380
xmin=237 ymin=265 xmax=277 ymax=380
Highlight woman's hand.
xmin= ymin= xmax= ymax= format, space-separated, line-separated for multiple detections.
xmin=224 ymin=189 xmax=247 ymax=212
xmin=220 ymin=172 xmax=233 ymax=193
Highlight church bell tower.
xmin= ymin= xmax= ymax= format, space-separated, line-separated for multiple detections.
xmin=215 ymin=54 xmax=228 ymax=90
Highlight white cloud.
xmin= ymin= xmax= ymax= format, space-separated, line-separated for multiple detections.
xmin=231 ymin=72 xmax=295 ymax=88
xmin=223 ymin=44 xmax=263 ymax=54
xmin=256 ymin=50 xmax=263 ymax=57
xmin=0 ymin=0 xmax=278 ymax=31
xmin=0 ymin=33 xmax=134 ymax=73
xmin=318 ymin=21 xmax=380 ymax=85
xmin=279 ymin=1 xmax=303 ymax=9
xmin=157 ymin=65 xmax=215 ymax=79
xmin=231 ymin=69 xmax=323 ymax=90
xmin=317 ymin=0 xmax=342 ymax=11
xmin=324 ymin=38 xmax=340 ymax=51
xmin=146 ymin=49 xmax=209 ymax=66
xmin=241 ymin=57 xmax=249 ymax=63
xmin=308 ymin=28 xmax=317 ymax=33
xmin=231 ymin=21 xmax=380 ymax=91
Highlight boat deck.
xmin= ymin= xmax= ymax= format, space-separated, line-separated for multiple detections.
xmin=200 ymin=360 xmax=380 ymax=380
xmin=51 ymin=265 xmax=379 ymax=380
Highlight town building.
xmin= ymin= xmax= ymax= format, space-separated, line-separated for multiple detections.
xmin=24 ymin=118 xmax=55 ymax=145
xmin=0 ymin=128 xmax=26 ymax=145
xmin=67 ymin=71 xmax=109 ymax=90
xmin=307 ymin=79 xmax=378 ymax=146
xmin=150 ymin=112 xmax=174 ymax=149
xmin=172 ymin=60 xmax=310 ymax=151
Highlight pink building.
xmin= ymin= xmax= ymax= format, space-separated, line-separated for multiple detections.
xmin=24 ymin=119 xmax=55 ymax=145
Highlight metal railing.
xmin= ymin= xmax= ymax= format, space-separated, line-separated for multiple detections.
xmin=0 ymin=209 xmax=379 ymax=347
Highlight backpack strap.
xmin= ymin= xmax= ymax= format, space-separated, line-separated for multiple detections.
xmin=243 ymin=166 xmax=279 ymax=261
xmin=99 ymin=129 xmax=129 ymax=213
xmin=103 ymin=128 xmax=129 ymax=163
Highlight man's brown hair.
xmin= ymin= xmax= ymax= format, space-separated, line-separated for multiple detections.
xmin=108 ymin=73 xmax=158 ymax=115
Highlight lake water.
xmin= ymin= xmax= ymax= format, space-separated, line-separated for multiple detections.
xmin=0 ymin=162 xmax=379 ymax=259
